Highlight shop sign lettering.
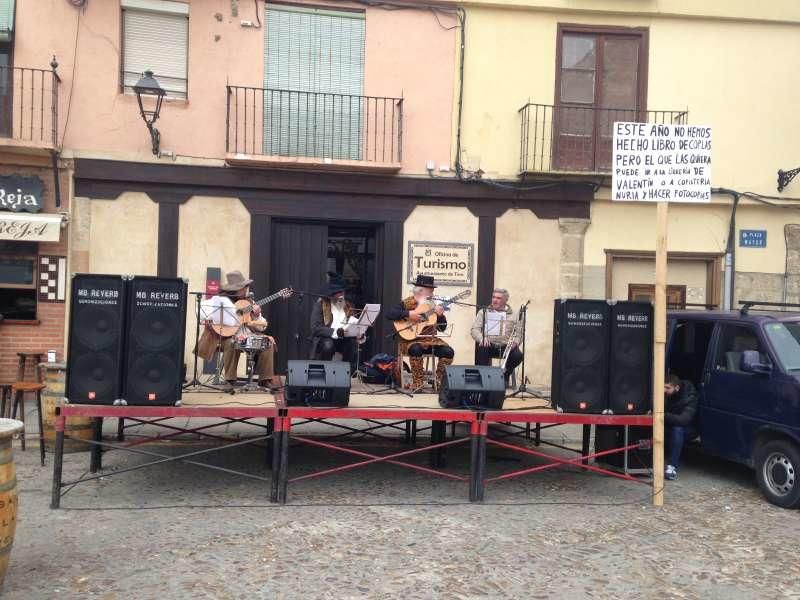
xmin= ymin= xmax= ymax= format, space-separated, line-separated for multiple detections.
xmin=407 ymin=241 xmax=474 ymax=286
xmin=0 ymin=176 xmax=44 ymax=213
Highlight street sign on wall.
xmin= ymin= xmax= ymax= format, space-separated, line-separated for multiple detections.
xmin=739 ymin=229 xmax=767 ymax=248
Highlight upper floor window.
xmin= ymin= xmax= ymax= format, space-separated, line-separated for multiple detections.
xmin=121 ymin=0 xmax=189 ymax=99
xmin=263 ymin=4 xmax=365 ymax=159
xmin=0 ymin=0 xmax=15 ymax=42
xmin=555 ymin=25 xmax=647 ymax=172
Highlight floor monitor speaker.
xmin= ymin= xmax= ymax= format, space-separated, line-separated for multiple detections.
xmin=285 ymin=360 xmax=351 ymax=407
xmin=438 ymin=365 xmax=505 ymax=410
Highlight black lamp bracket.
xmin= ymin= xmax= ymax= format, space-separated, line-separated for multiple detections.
xmin=778 ymin=166 xmax=800 ymax=192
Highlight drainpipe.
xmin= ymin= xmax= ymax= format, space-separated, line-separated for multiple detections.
xmin=784 ymin=224 xmax=791 ymax=305
xmin=723 ymin=192 xmax=740 ymax=310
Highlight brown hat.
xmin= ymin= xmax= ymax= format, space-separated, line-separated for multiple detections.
xmin=221 ymin=270 xmax=253 ymax=292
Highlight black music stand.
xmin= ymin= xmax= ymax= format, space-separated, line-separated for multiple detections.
xmin=183 ymin=291 xmax=227 ymax=392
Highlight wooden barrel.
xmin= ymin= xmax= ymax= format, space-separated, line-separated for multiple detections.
xmin=40 ymin=364 xmax=93 ymax=453
xmin=0 ymin=419 xmax=23 ymax=587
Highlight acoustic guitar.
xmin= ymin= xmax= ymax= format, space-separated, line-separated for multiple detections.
xmin=207 ymin=287 xmax=293 ymax=337
xmin=393 ymin=289 xmax=470 ymax=341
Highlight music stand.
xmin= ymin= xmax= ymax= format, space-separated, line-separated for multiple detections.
xmin=183 ymin=292 xmax=227 ymax=392
xmin=506 ymin=302 xmax=542 ymax=399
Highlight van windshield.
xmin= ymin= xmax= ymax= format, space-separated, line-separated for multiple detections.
xmin=764 ymin=322 xmax=800 ymax=371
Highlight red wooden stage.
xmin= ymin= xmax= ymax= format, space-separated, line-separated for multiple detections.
xmin=50 ymin=388 xmax=654 ymax=508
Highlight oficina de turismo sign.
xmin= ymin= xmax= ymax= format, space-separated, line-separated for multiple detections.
xmin=0 ymin=175 xmax=44 ymax=213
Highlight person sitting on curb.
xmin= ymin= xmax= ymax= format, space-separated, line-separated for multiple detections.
xmin=664 ymin=374 xmax=699 ymax=481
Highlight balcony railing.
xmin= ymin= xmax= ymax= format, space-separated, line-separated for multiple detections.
xmin=226 ymin=86 xmax=403 ymax=167
xmin=0 ymin=65 xmax=60 ymax=148
xmin=519 ymin=103 xmax=688 ymax=174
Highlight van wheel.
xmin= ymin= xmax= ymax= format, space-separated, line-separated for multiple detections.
xmin=755 ymin=439 xmax=800 ymax=509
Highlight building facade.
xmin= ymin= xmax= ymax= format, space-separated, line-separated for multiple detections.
xmin=1 ymin=0 xmax=798 ymax=386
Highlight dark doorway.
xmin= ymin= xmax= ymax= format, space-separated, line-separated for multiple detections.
xmin=268 ymin=220 xmax=380 ymax=374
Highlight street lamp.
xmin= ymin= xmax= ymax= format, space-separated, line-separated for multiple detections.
xmin=778 ymin=167 xmax=800 ymax=193
xmin=133 ymin=70 xmax=165 ymax=155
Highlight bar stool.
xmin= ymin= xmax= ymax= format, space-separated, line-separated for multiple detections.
xmin=16 ymin=352 xmax=44 ymax=383
xmin=0 ymin=383 xmax=12 ymax=418
xmin=11 ymin=381 xmax=46 ymax=466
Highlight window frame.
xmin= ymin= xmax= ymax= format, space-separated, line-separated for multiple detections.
xmin=119 ymin=4 xmax=190 ymax=100
xmin=553 ymin=24 xmax=649 ymax=171
xmin=713 ymin=323 xmax=770 ymax=374
xmin=0 ymin=252 xmax=38 ymax=323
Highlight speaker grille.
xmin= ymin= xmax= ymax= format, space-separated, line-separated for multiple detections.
xmin=66 ymin=275 xmax=127 ymax=404
xmin=123 ymin=277 xmax=187 ymax=405
xmin=552 ymin=299 xmax=609 ymax=413
xmin=608 ymin=302 xmax=653 ymax=414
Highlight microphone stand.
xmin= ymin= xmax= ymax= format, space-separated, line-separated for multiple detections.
xmin=507 ymin=301 xmax=541 ymax=399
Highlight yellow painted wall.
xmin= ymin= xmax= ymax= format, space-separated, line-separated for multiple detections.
xmin=585 ymin=200 xmax=800 ymax=274
xmin=458 ymin=4 xmax=800 ymax=197
xmin=611 ymin=258 xmax=708 ymax=302
xmin=495 ymin=209 xmax=562 ymax=384
xmin=177 ymin=196 xmax=251 ymax=369
xmin=402 ymin=206 xmax=479 ymax=364
xmin=88 ymin=193 xmax=158 ymax=275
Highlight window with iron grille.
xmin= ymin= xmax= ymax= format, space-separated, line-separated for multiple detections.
xmin=263 ymin=4 xmax=365 ymax=159
xmin=121 ymin=0 xmax=189 ymax=99
xmin=555 ymin=25 xmax=647 ymax=172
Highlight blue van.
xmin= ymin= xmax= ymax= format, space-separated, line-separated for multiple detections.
xmin=667 ymin=307 xmax=800 ymax=508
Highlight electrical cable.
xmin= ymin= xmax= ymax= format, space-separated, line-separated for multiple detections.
xmin=253 ymin=0 xmax=262 ymax=28
xmin=59 ymin=8 xmax=81 ymax=150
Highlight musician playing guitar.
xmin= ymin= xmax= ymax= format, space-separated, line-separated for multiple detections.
xmin=196 ymin=270 xmax=276 ymax=388
xmin=385 ymin=274 xmax=454 ymax=391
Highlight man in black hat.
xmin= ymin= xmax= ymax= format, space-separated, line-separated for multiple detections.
xmin=309 ymin=273 xmax=360 ymax=371
xmin=385 ymin=274 xmax=454 ymax=391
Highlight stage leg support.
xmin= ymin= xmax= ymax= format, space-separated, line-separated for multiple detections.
xmin=271 ymin=414 xmax=289 ymax=504
xmin=430 ymin=421 xmax=446 ymax=468
xmin=90 ymin=417 xmax=103 ymax=473
xmin=581 ymin=424 xmax=591 ymax=465
xmin=50 ymin=414 xmax=65 ymax=509
xmin=117 ymin=418 xmax=125 ymax=442
xmin=265 ymin=417 xmax=274 ymax=468
xmin=469 ymin=419 xmax=487 ymax=502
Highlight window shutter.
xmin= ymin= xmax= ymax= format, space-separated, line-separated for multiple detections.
xmin=263 ymin=5 xmax=365 ymax=159
xmin=0 ymin=0 xmax=15 ymax=41
xmin=122 ymin=9 xmax=188 ymax=99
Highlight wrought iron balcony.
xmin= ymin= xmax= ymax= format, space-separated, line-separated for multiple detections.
xmin=0 ymin=64 xmax=60 ymax=150
xmin=519 ymin=103 xmax=688 ymax=174
xmin=226 ymin=86 xmax=403 ymax=171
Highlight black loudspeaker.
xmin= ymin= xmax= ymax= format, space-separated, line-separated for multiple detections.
xmin=438 ymin=365 xmax=505 ymax=410
xmin=66 ymin=274 xmax=127 ymax=404
xmin=122 ymin=276 xmax=187 ymax=406
xmin=285 ymin=360 xmax=351 ymax=407
xmin=551 ymin=299 xmax=609 ymax=414
xmin=608 ymin=302 xmax=653 ymax=414
xmin=595 ymin=425 xmax=653 ymax=470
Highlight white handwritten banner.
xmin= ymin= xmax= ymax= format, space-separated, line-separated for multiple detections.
xmin=612 ymin=122 xmax=712 ymax=203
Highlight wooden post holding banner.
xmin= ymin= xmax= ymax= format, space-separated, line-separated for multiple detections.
xmin=652 ymin=201 xmax=668 ymax=507
xmin=611 ymin=120 xmax=713 ymax=508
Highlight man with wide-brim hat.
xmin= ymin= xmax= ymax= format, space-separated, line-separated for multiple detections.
xmin=196 ymin=270 xmax=275 ymax=387
xmin=385 ymin=274 xmax=454 ymax=391
xmin=309 ymin=272 xmax=361 ymax=371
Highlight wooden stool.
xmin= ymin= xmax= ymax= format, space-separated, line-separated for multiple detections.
xmin=16 ymin=353 xmax=44 ymax=383
xmin=11 ymin=382 xmax=46 ymax=466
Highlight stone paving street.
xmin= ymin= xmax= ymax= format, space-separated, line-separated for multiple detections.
xmin=3 ymin=423 xmax=800 ymax=600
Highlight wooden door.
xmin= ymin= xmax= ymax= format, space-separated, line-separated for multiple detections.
xmin=628 ymin=283 xmax=687 ymax=309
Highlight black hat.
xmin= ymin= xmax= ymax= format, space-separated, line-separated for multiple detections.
xmin=414 ymin=274 xmax=437 ymax=288
xmin=323 ymin=272 xmax=347 ymax=297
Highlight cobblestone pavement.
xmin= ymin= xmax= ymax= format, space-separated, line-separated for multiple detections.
xmin=3 ymin=422 xmax=800 ymax=600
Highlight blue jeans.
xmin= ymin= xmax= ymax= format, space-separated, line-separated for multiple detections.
xmin=666 ymin=425 xmax=697 ymax=468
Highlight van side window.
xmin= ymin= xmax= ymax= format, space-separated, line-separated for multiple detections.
xmin=668 ymin=320 xmax=714 ymax=387
xmin=714 ymin=325 xmax=769 ymax=373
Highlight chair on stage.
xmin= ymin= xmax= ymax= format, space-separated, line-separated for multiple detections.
xmin=395 ymin=340 xmax=439 ymax=392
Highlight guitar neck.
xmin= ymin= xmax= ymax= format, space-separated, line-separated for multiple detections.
xmin=255 ymin=292 xmax=283 ymax=307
